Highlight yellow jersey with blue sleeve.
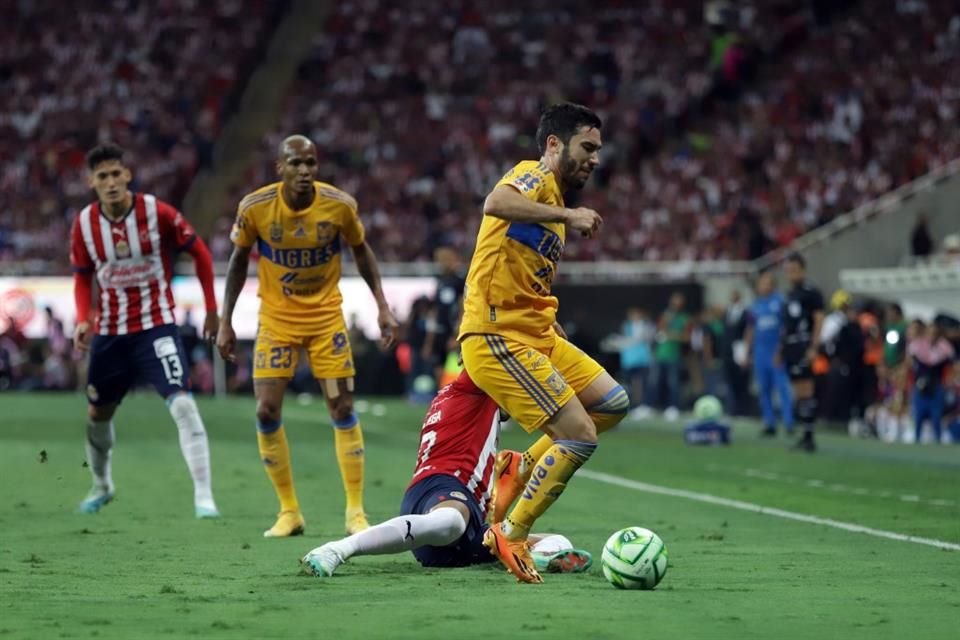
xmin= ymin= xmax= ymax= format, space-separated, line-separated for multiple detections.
xmin=231 ymin=181 xmax=364 ymax=330
xmin=458 ymin=160 xmax=565 ymax=351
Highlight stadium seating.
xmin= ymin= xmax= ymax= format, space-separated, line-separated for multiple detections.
xmin=215 ymin=0 xmax=801 ymax=261
xmin=217 ymin=0 xmax=960 ymax=263
xmin=0 ymin=0 xmax=282 ymax=274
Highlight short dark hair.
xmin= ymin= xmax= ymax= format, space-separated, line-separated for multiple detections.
xmin=785 ymin=252 xmax=806 ymax=269
xmin=86 ymin=143 xmax=125 ymax=170
xmin=535 ymin=103 xmax=602 ymax=154
xmin=889 ymin=303 xmax=903 ymax=317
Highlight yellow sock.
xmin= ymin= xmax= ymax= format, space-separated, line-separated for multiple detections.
xmin=257 ymin=425 xmax=299 ymax=513
xmin=333 ymin=420 xmax=365 ymax=512
xmin=504 ymin=440 xmax=597 ymax=539
xmin=520 ymin=435 xmax=553 ymax=478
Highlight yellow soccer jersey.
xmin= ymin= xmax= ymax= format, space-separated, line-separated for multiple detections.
xmin=458 ymin=160 xmax=565 ymax=349
xmin=231 ymin=181 xmax=364 ymax=328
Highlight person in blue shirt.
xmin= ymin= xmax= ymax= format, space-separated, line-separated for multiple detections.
xmin=620 ymin=307 xmax=655 ymax=414
xmin=744 ymin=272 xmax=794 ymax=436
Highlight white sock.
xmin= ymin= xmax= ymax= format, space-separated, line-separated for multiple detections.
xmin=85 ymin=419 xmax=115 ymax=493
xmin=167 ymin=393 xmax=215 ymax=508
xmin=337 ymin=508 xmax=467 ymax=559
xmin=531 ymin=534 xmax=573 ymax=555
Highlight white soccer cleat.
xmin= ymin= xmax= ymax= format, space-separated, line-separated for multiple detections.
xmin=301 ymin=544 xmax=345 ymax=577
xmin=195 ymin=504 xmax=221 ymax=519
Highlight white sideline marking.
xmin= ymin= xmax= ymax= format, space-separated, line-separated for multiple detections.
xmin=579 ymin=469 xmax=960 ymax=552
xmin=711 ymin=464 xmax=955 ymax=507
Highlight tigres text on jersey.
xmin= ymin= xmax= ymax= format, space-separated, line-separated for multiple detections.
xmin=231 ymin=181 xmax=364 ymax=328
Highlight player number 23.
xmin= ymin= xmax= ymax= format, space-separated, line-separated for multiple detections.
xmin=268 ymin=346 xmax=292 ymax=368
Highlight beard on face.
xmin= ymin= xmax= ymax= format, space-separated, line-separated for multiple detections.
xmin=560 ymin=146 xmax=588 ymax=190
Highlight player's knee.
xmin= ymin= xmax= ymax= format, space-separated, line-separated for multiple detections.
xmin=88 ymin=403 xmax=116 ymax=422
xmin=587 ymin=384 xmax=629 ymax=431
xmin=166 ymin=392 xmax=198 ymax=421
xmin=255 ymin=400 xmax=282 ymax=427
xmin=433 ymin=508 xmax=467 ymax=543
xmin=329 ymin=396 xmax=353 ymax=424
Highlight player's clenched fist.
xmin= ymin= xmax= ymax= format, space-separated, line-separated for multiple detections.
xmin=564 ymin=207 xmax=603 ymax=238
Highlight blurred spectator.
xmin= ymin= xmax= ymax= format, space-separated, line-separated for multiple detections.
xmin=45 ymin=306 xmax=69 ymax=357
xmin=908 ymin=319 xmax=956 ymax=443
xmin=618 ymin=307 xmax=655 ymax=417
xmin=724 ymin=288 xmax=751 ymax=415
xmin=652 ymin=292 xmax=692 ymax=417
xmin=695 ymin=306 xmax=727 ymax=399
xmin=425 ymin=246 xmax=465 ymax=382
xmin=910 ymin=213 xmax=934 ymax=261
xmin=820 ymin=290 xmax=865 ymax=422
xmin=941 ymin=233 xmax=960 ymax=265
xmin=403 ymin=296 xmax=438 ymax=400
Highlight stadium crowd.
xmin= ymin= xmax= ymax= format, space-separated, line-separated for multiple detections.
xmin=0 ymin=0 xmax=282 ymax=274
xmin=5 ymin=1 xmax=959 ymax=268
xmin=214 ymin=0 xmax=960 ymax=264
xmin=218 ymin=0 xmax=803 ymax=263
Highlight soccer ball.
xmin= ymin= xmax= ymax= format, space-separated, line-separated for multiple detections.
xmin=601 ymin=527 xmax=668 ymax=590
xmin=693 ymin=394 xmax=723 ymax=421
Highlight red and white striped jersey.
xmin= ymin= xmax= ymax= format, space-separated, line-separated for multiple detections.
xmin=408 ymin=371 xmax=501 ymax=519
xmin=70 ymin=193 xmax=198 ymax=335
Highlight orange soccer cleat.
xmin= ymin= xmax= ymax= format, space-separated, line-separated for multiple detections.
xmin=482 ymin=522 xmax=543 ymax=584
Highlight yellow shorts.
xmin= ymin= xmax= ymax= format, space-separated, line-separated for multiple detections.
xmin=460 ymin=333 xmax=605 ymax=432
xmin=254 ymin=318 xmax=355 ymax=380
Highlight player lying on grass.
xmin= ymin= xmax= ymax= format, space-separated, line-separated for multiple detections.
xmin=300 ymin=370 xmax=592 ymax=577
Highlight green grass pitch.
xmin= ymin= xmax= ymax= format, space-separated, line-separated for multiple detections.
xmin=1 ymin=392 xmax=958 ymax=639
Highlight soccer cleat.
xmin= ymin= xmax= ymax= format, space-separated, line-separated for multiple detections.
xmin=78 ymin=488 xmax=114 ymax=514
xmin=263 ymin=510 xmax=306 ymax=538
xmin=533 ymin=548 xmax=593 ymax=574
xmin=195 ymin=505 xmax=221 ymax=519
xmin=760 ymin=427 xmax=777 ymax=437
xmin=791 ymin=433 xmax=817 ymax=453
xmin=482 ymin=523 xmax=543 ymax=584
xmin=345 ymin=509 xmax=370 ymax=534
xmin=300 ymin=544 xmax=345 ymax=577
xmin=491 ymin=450 xmax=524 ymax=525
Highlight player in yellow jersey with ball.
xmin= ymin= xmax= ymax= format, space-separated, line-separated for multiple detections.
xmin=458 ymin=103 xmax=629 ymax=583
xmin=217 ymin=135 xmax=399 ymax=538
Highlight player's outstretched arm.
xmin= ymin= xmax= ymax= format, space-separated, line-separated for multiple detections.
xmin=350 ymin=241 xmax=399 ymax=348
xmin=484 ymin=185 xmax=601 ymax=237
xmin=216 ymin=245 xmax=251 ymax=362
